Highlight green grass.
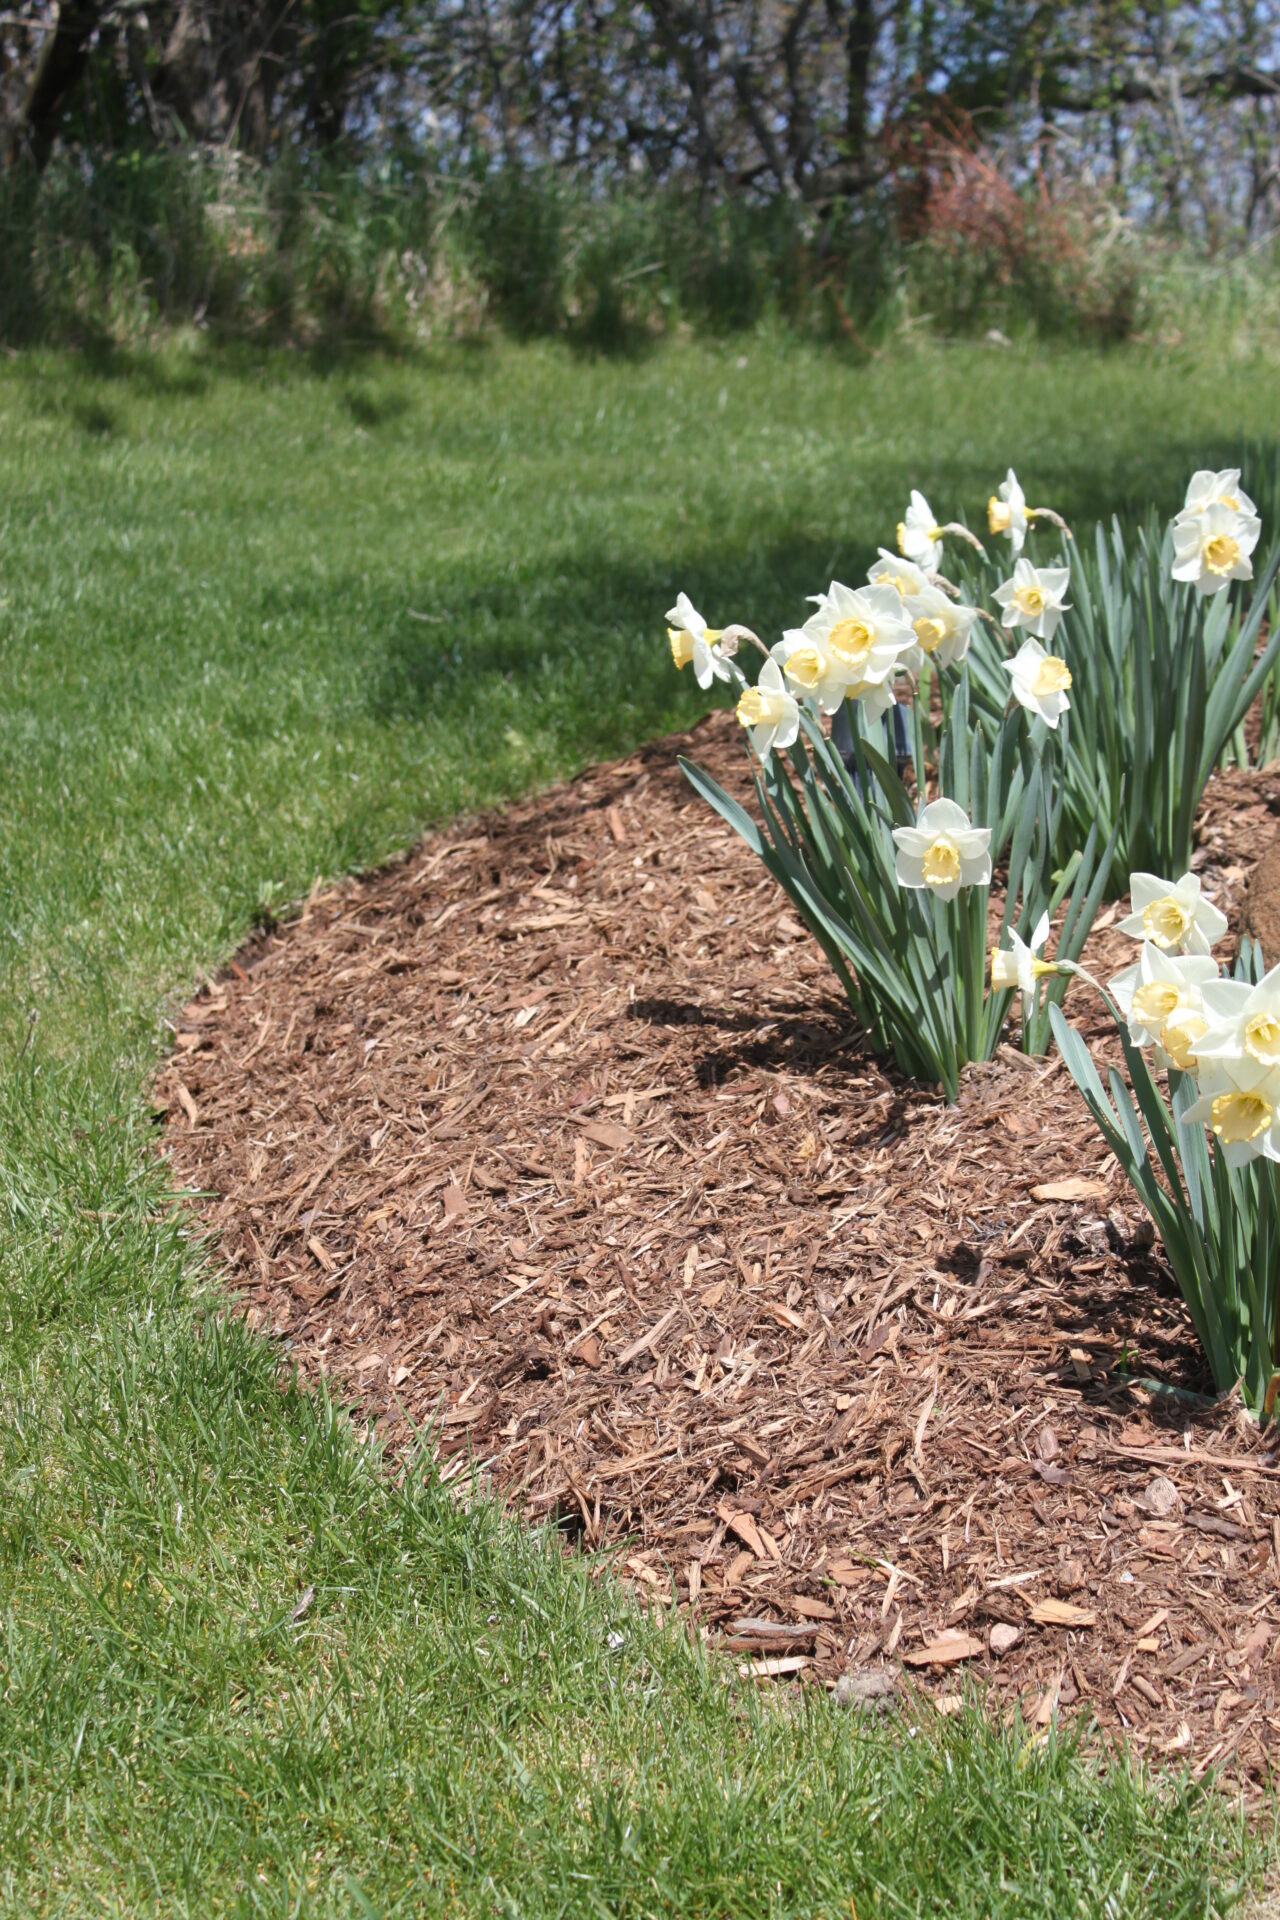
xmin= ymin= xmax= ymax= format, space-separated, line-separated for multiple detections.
xmin=1 ymin=332 xmax=1277 ymax=1916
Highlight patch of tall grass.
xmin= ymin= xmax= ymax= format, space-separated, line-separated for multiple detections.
xmin=5 ymin=144 xmax=1277 ymax=353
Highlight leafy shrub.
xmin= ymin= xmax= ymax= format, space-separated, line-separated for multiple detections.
xmin=896 ymin=119 xmax=1148 ymax=343
xmin=468 ymin=165 xmax=566 ymax=337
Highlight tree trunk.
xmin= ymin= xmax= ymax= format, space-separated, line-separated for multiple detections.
xmin=845 ymin=0 xmax=877 ymax=173
xmin=6 ymin=0 xmax=103 ymax=170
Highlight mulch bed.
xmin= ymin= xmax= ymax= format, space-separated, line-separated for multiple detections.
xmin=157 ymin=711 xmax=1280 ymax=1783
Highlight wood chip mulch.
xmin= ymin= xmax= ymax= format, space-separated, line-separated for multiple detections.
xmin=156 ymin=711 xmax=1280 ymax=1784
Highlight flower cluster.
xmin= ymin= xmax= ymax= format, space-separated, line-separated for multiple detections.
xmin=671 ymin=462 xmax=1278 ymax=1408
xmin=1092 ymin=869 xmax=1280 ymax=1165
xmin=669 ymin=473 xmax=1066 ymax=761
xmin=1050 ymin=862 xmax=1280 ymax=1418
xmin=669 ymin=461 xmax=1269 ymax=1090
xmin=1171 ymin=469 xmax=1261 ymax=598
xmin=995 ymin=867 xmax=1235 ymax=1046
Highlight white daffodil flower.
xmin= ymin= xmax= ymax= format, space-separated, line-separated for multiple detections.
xmin=804 ymin=580 xmax=913 ymax=690
xmin=772 ymin=630 xmax=850 ymax=716
xmin=990 ymin=911 xmax=1053 ymax=1000
xmin=993 ymin=560 xmax=1072 ymax=644
xmin=1183 ymin=1054 xmax=1280 ymax=1168
xmin=1194 ymin=963 xmax=1280 ymax=1067
xmin=736 ymin=656 xmax=800 ymax=760
xmin=1176 ymin=468 xmax=1258 ymax=523
xmin=896 ymin=491 xmax=945 ymax=572
xmin=779 ymin=635 xmax=900 ymax=719
xmin=1117 ymin=872 xmax=1228 ymax=956
xmin=1171 ymin=502 xmax=1260 ymax=597
xmin=1003 ymin=635 xmax=1072 ymax=728
xmin=1108 ymin=942 xmax=1218 ymax=1068
xmin=988 ymin=469 xmax=1029 ymax=555
xmin=868 ymin=547 xmax=930 ymax=603
xmin=666 ymin=591 xmax=731 ymax=690
xmin=843 ymin=672 xmax=898 ymax=723
xmin=892 ymin=797 xmax=992 ymax=903
xmin=901 ymin=584 xmax=978 ymax=674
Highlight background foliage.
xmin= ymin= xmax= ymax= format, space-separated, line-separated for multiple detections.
xmin=3 ymin=1 xmax=1280 ymax=346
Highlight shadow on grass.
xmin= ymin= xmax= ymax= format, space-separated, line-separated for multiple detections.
xmin=54 ymin=332 xmax=497 ymax=395
xmin=342 ymin=383 xmax=415 ymax=428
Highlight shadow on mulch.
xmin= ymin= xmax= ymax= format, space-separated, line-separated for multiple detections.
xmin=627 ymin=994 xmax=870 ymax=1094
xmin=156 ymin=709 xmax=1280 ymax=1784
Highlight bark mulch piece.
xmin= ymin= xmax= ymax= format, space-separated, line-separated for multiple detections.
xmin=157 ymin=712 xmax=1280 ymax=1783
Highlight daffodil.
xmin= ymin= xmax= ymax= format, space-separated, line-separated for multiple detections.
xmin=1177 ymin=468 xmax=1258 ymax=523
xmin=901 ymin=584 xmax=978 ymax=673
xmin=736 ymin=656 xmax=800 ymax=760
xmin=988 ymin=469 xmax=1029 ymax=554
xmin=1183 ymin=1055 xmax=1280 ymax=1168
xmin=772 ymin=630 xmax=849 ymax=716
xmin=1003 ymin=635 xmax=1073 ymax=728
xmin=990 ymin=911 xmax=1053 ymax=1000
xmin=896 ymin=491 xmax=944 ymax=572
xmin=842 ymin=672 xmax=899 ymax=723
xmin=892 ymin=797 xmax=992 ymax=903
xmin=993 ymin=560 xmax=1072 ymax=644
xmin=803 ymin=581 xmax=913 ymax=690
xmin=666 ymin=592 xmax=731 ymax=690
xmin=1171 ymin=503 xmax=1260 ymax=597
xmin=868 ymin=548 xmax=929 ymax=602
xmin=1193 ymin=963 xmax=1280 ymax=1067
xmin=1108 ymin=942 xmax=1218 ymax=1066
xmin=1117 ymin=871 xmax=1228 ymax=956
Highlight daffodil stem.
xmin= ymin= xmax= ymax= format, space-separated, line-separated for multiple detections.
xmin=1055 ymin=957 xmax=1112 ymax=1005
xmin=721 ymin=623 xmax=770 ymax=662
xmin=939 ymin=522 xmax=987 ymax=556
xmin=1029 ymin=507 xmax=1073 ymax=540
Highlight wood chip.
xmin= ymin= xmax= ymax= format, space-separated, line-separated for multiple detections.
xmin=737 ymin=1654 xmax=809 ymax=1681
xmin=573 ymin=1118 xmax=632 ymax=1151
xmin=615 ymin=1302 xmax=681 ymax=1367
xmin=1029 ymin=1599 xmax=1097 ymax=1628
xmin=718 ymin=1505 xmax=767 ymax=1560
xmin=903 ymin=1632 xmax=984 ymax=1668
xmin=790 ymin=1595 xmax=837 ymax=1622
xmin=1030 ymin=1177 xmax=1109 ymax=1202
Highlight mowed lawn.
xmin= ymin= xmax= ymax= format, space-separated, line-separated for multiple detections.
xmin=0 ymin=334 xmax=1277 ymax=1917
